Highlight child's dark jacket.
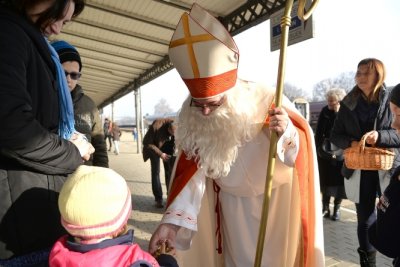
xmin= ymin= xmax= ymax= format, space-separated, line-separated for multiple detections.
xmin=370 ymin=168 xmax=400 ymax=258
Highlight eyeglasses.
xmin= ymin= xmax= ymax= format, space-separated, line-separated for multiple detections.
xmin=64 ymin=71 xmax=81 ymax=80
xmin=190 ymin=96 xmax=225 ymax=110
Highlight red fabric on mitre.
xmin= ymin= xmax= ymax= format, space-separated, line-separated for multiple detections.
xmin=183 ymin=69 xmax=237 ymax=99
xmin=166 ymin=109 xmax=316 ymax=267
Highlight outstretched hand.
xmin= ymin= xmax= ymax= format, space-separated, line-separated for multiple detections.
xmin=149 ymin=223 xmax=179 ymax=255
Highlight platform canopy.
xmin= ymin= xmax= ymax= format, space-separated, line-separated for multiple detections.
xmin=50 ymin=0 xmax=286 ymax=109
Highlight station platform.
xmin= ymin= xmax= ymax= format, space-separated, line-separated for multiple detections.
xmin=110 ymin=133 xmax=393 ymax=266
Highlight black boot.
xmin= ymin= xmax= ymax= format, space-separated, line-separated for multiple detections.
xmin=357 ymin=248 xmax=376 ymax=267
xmin=322 ymin=195 xmax=330 ymax=218
xmin=331 ymin=204 xmax=340 ymax=221
xmin=322 ymin=204 xmax=330 ymax=218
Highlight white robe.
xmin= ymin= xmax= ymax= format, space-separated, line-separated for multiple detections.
xmin=162 ymin=127 xmax=324 ymax=266
xmin=161 ymin=87 xmax=324 ymax=266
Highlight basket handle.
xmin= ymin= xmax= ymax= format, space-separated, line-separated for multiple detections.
xmin=359 ymin=134 xmax=368 ymax=153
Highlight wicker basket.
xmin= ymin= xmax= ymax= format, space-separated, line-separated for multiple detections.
xmin=344 ymin=134 xmax=395 ymax=170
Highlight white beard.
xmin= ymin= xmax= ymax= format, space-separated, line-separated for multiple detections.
xmin=175 ymin=80 xmax=271 ymax=179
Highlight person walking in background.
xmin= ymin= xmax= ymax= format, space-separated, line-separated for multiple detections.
xmin=49 ymin=165 xmax=179 ymax=267
xmin=149 ymin=4 xmax=324 ymax=266
xmin=315 ymin=88 xmax=347 ymax=221
xmin=133 ymin=126 xmax=138 ymax=142
xmin=103 ymin=118 xmax=113 ymax=151
xmin=0 ymin=0 xmax=94 ymax=265
xmin=51 ymin=40 xmax=109 ymax=167
xmin=111 ymin=121 xmax=122 ymax=155
xmin=331 ymin=58 xmax=400 ymax=267
xmin=142 ymin=118 xmax=176 ymax=208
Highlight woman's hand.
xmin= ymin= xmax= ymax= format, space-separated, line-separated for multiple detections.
xmin=69 ymin=133 xmax=95 ymax=161
xmin=363 ymin=130 xmax=379 ymax=145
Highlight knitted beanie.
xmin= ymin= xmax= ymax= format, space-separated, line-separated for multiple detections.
xmin=59 ymin=166 xmax=132 ymax=241
xmin=51 ymin=40 xmax=82 ymax=71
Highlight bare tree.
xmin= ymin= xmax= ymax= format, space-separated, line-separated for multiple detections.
xmin=312 ymin=71 xmax=355 ymax=101
xmin=153 ymin=98 xmax=173 ymax=116
xmin=332 ymin=71 xmax=355 ymax=92
xmin=282 ymin=82 xmax=310 ymax=101
xmin=312 ymin=78 xmax=335 ymax=101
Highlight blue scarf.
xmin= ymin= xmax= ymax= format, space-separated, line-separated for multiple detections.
xmin=46 ymin=38 xmax=75 ymax=139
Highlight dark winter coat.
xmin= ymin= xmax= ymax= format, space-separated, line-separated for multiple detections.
xmin=71 ymin=85 xmax=108 ymax=167
xmin=0 ymin=6 xmax=82 ymax=259
xmin=315 ymin=106 xmax=344 ymax=187
xmin=330 ymin=86 xmax=400 ymax=178
xmin=369 ymin=167 xmax=400 ymax=259
xmin=142 ymin=119 xmax=174 ymax=162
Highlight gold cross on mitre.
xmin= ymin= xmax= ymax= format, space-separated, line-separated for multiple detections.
xmin=168 ymin=4 xmax=239 ymax=99
xmin=169 ymin=13 xmax=216 ymax=79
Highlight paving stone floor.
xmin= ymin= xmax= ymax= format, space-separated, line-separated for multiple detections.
xmin=110 ymin=133 xmax=393 ymax=266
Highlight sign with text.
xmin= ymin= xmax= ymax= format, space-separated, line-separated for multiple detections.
xmin=270 ymin=1 xmax=314 ymax=52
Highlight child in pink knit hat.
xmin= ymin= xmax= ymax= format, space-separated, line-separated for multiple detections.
xmin=49 ymin=165 xmax=177 ymax=267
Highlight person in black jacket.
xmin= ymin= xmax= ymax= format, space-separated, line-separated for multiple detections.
xmin=369 ymin=84 xmax=400 ymax=267
xmin=142 ymin=118 xmax=176 ymax=208
xmin=51 ymin=40 xmax=109 ymax=167
xmin=103 ymin=118 xmax=113 ymax=151
xmin=368 ymin=83 xmax=400 ymax=267
xmin=0 ymin=0 xmax=93 ymax=266
xmin=315 ymin=88 xmax=347 ymax=221
xmin=331 ymin=58 xmax=400 ymax=267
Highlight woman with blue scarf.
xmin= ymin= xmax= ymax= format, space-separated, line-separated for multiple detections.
xmin=0 ymin=0 xmax=93 ymax=265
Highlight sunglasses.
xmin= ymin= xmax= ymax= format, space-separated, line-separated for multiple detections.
xmin=64 ymin=71 xmax=81 ymax=80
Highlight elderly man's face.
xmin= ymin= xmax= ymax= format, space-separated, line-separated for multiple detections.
xmin=189 ymin=95 xmax=226 ymax=116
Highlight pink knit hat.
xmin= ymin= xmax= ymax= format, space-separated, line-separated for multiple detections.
xmin=58 ymin=166 xmax=132 ymax=241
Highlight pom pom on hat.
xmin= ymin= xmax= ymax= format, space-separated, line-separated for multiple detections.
xmin=59 ymin=166 xmax=132 ymax=241
xmin=169 ymin=4 xmax=239 ymax=99
xmin=51 ymin=40 xmax=82 ymax=71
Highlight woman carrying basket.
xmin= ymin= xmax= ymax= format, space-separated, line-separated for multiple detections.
xmin=330 ymin=58 xmax=400 ymax=267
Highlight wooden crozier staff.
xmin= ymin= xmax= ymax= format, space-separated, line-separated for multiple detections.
xmin=254 ymin=0 xmax=320 ymax=266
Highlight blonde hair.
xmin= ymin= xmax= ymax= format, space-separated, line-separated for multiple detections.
xmin=356 ymin=58 xmax=386 ymax=102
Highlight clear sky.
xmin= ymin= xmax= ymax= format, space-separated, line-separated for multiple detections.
xmin=103 ymin=0 xmax=400 ymax=119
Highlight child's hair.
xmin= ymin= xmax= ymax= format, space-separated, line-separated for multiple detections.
xmin=58 ymin=166 xmax=132 ymax=244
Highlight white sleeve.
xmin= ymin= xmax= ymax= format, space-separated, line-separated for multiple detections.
xmin=160 ymin=169 xmax=206 ymax=250
xmin=276 ymin=120 xmax=299 ymax=167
